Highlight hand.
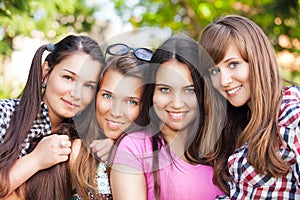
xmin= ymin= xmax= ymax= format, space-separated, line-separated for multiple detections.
xmin=30 ymin=134 xmax=71 ymax=170
xmin=90 ymin=138 xmax=114 ymax=163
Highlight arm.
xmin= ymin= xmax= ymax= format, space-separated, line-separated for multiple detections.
xmin=110 ymin=164 xmax=147 ymax=200
xmin=4 ymin=134 xmax=71 ymax=196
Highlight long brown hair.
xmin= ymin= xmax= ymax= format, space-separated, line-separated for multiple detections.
xmin=0 ymin=35 xmax=104 ymax=198
xmin=199 ymin=15 xmax=290 ymax=194
xmin=72 ymin=52 xmax=150 ymax=199
xmin=24 ymin=122 xmax=76 ymax=200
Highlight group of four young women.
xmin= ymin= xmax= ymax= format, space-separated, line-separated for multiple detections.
xmin=0 ymin=14 xmax=299 ymax=199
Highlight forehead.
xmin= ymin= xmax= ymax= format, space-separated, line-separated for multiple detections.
xmin=156 ymin=59 xmax=193 ymax=86
xmin=100 ymin=70 xmax=144 ymax=95
xmin=55 ymin=52 xmax=102 ymax=80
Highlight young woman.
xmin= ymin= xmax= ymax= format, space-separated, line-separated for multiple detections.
xmin=0 ymin=35 xmax=104 ymax=199
xmin=71 ymin=44 xmax=151 ymax=199
xmin=109 ymin=36 xmax=224 ymax=200
xmin=199 ymin=15 xmax=300 ymax=199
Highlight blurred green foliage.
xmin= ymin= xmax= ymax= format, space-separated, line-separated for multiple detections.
xmin=111 ymin=0 xmax=300 ymax=83
xmin=0 ymin=0 xmax=97 ymax=98
xmin=0 ymin=0 xmax=96 ymax=56
xmin=0 ymin=0 xmax=299 ymax=98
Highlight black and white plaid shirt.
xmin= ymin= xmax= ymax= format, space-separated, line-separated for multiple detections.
xmin=0 ymin=99 xmax=52 ymax=157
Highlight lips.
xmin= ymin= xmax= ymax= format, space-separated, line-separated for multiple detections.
xmin=62 ymin=98 xmax=79 ymax=109
xmin=226 ymin=86 xmax=242 ymax=96
xmin=106 ymin=119 xmax=125 ymax=130
xmin=167 ymin=111 xmax=188 ymax=120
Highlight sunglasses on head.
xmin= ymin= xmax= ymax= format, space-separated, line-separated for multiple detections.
xmin=106 ymin=43 xmax=153 ymax=62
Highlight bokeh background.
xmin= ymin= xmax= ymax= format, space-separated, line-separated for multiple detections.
xmin=1 ymin=0 xmax=299 ymax=98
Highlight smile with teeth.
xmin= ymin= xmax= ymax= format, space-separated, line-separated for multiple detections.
xmin=167 ymin=111 xmax=188 ymax=120
xmin=106 ymin=119 xmax=125 ymax=129
xmin=226 ymin=86 xmax=242 ymax=95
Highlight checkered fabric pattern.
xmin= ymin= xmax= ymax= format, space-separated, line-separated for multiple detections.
xmin=0 ymin=99 xmax=51 ymax=157
xmin=219 ymin=86 xmax=300 ymax=199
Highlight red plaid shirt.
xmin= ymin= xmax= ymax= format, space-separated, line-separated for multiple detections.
xmin=218 ymin=86 xmax=300 ymax=199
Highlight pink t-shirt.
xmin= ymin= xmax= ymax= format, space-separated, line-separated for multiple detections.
xmin=112 ymin=131 xmax=224 ymax=200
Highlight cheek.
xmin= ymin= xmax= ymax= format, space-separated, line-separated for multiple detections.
xmin=210 ymin=76 xmax=220 ymax=90
xmin=127 ymin=106 xmax=141 ymax=122
xmin=81 ymin=89 xmax=96 ymax=106
xmin=189 ymin=96 xmax=198 ymax=110
xmin=46 ymin=77 xmax=68 ymax=95
xmin=96 ymin=99 xmax=110 ymax=119
xmin=153 ymin=92 xmax=168 ymax=107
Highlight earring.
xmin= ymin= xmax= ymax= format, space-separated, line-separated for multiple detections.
xmin=42 ymin=82 xmax=47 ymax=88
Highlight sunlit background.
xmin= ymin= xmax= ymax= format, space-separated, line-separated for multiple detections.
xmin=0 ymin=0 xmax=299 ymax=98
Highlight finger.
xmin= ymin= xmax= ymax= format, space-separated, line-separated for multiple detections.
xmin=58 ymin=155 xmax=69 ymax=162
xmin=59 ymin=140 xmax=72 ymax=148
xmin=59 ymin=147 xmax=72 ymax=155
xmin=100 ymin=154 xmax=109 ymax=164
xmin=91 ymin=140 xmax=107 ymax=152
xmin=90 ymin=139 xmax=103 ymax=149
xmin=106 ymin=138 xmax=114 ymax=144
xmin=58 ymin=134 xmax=70 ymax=141
xmin=96 ymin=149 xmax=110 ymax=158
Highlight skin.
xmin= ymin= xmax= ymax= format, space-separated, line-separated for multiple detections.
xmin=5 ymin=52 xmax=102 ymax=197
xmin=110 ymin=59 xmax=198 ymax=200
xmin=208 ymin=43 xmax=251 ymax=107
xmin=153 ymin=59 xmax=197 ymax=142
xmin=90 ymin=69 xmax=144 ymax=161
xmin=43 ymin=52 xmax=101 ymax=129
xmin=96 ymin=70 xmax=143 ymax=140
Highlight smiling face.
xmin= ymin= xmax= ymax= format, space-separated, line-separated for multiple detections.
xmin=208 ymin=43 xmax=251 ymax=107
xmin=43 ymin=52 xmax=101 ymax=127
xmin=153 ymin=59 xmax=198 ymax=136
xmin=96 ymin=70 xmax=143 ymax=140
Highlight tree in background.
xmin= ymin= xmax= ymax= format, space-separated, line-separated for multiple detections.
xmin=0 ymin=0 xmax=99 ymax=98
xmin=111 ymin=0 xmax=300 ymax=82
xmin=1 ymin=0 xmax=299 ymax=98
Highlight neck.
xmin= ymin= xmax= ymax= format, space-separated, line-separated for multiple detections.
xmin=161 ymin=125 xmax=188 ymax=158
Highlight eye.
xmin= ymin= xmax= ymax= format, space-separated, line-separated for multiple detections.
xmin=84 ymin=84 xmax=96 ymax=90
xmin=160 ymin=87 xmax=170 ymax=93
xmin=63 ymin=75 xmax=73 ymax=80
xmin=128 ymin=99 xmax=139 ymax=106
xmin=229 ymin=62 xmax=238 ymax=69
xmin=185 ymin=88 xmax=195 ymax=93
xmin=103 ymin=93 xmax=112 ymax=99
xmin=209 ymin=68 xmax=220 ymax=75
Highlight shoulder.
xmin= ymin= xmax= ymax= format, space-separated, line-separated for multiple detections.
xmin=279 ymin=86 xmax=300 ymax=128
xmin=118 ymin=130 xmax=153 ymax=149
xmin=0 ymin=98 xmax=20 ymax=112
xmin=113 ymin=131 xmax=155 ymax=172
xmin=0 ymin=99 xmax=20 ymax=126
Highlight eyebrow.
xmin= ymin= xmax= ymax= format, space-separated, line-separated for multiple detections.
xmin=63 ymin=69 xmax=98 ymax=84
xmin=155 ymin=83 xmax=194 ymax=88
xmin=99 ymin=89 xmax=141 ymax=100
xmin=63 ymin=69 xmax=77 ymax=76
xmin=223 ymin=56 xmax=241 ymax=63
xmin=128 ymin=96 xmax=141 ymax=101
xmin=99 ymin=89 xmax=112 ymax=93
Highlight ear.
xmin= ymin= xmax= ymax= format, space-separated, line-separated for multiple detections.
xmin=42 ymin=61 xmax=51 ymax=82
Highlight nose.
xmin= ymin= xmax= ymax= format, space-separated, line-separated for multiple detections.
xmin=220 ymin=69 xmax=232 ymax=87
xmin=111 ymin=100 xmax=123 ymax=117
xmin=170 ymin=93 xmax=184 ymax=109
xmin=69 ymin=84 xmax=81 ymax=100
